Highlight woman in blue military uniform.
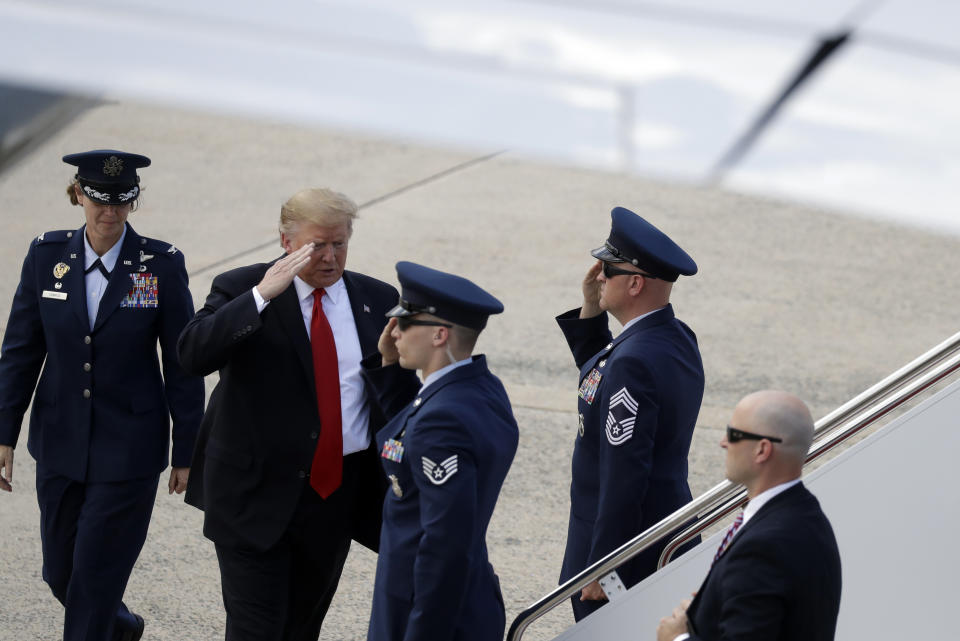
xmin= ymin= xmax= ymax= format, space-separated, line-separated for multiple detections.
xmin=0 ymin=150 xmax=204 ymax=641
xmin=361 ymin=262 xmax=519 ymax=641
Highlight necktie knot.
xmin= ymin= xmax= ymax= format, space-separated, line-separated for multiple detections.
xmin=313 ymin=288 xmax=326 ymax=302
xmin=85 ymin=258 xmax=110 ymax=278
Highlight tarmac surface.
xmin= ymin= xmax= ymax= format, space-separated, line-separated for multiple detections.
xmin=1 ymin=100 xmax=959 ymax=640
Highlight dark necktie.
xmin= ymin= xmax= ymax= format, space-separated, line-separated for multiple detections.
xmin=85 ymin=257 xmax=110 ymax=278
xmin=309 ymin=289 xmax=343 ymax=498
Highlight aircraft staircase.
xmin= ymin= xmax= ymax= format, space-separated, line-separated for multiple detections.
xmin=509 ymin=330 xmax=960 ymax=640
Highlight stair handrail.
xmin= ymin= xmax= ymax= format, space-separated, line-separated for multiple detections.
xmin=507 ymin=329 xmax=960 ymax=641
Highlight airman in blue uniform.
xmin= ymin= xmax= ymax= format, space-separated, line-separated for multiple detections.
xmin=557 ymin=207 xmax=705 ymax=620
xmin=0 ymin=150 xmax=204 ymax=641
xmin=362 ymin=262 xmax=519 ymax=641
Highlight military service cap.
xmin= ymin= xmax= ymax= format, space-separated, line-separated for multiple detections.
xmin=387 ymin=261 xmax=504 ymax=330
xmin=63 ymin=149 xmax=150 ymax=205
xmin=590 ymin=206 xmax=697 ymax=282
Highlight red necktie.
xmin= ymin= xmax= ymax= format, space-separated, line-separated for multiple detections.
xmin=309 ymin=289 xmax=342 ymax=498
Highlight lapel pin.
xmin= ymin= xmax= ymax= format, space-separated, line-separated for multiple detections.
xmin=363 ymin=304 xmax=370 ymax=313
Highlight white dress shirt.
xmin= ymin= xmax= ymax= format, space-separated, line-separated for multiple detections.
xmin=252 ymin=275 xmax=370 ymax=454
xmin=84 ymin=224 xmax=126 ymax=329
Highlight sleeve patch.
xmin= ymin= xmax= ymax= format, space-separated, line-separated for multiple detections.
xmin=422 ymin=454 xmax=458 ymax=485
xmin=605 ymin=387 xmax=638 ymax=446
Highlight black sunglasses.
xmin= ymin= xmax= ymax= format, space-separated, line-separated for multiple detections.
xmin=726 ymin=425 xmax=783 ymax=444
xmin=396 ymin=317 xmax=453 ymax=332
xmin=601 ymin=261 xmax=659 ymax=280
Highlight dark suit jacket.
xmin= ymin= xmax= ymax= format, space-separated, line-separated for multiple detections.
xmin=686 ymin=483 xmax=842 ymax=641
xmin=556 ymin=305 xmax=704 ymax=618
xmin=178 ymin=263 xmax=405 ymax=552
xmin=0 ymin=224 xmax=203 ymax=482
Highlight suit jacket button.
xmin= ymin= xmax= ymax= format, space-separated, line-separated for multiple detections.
xmin=84 ymin=335 xmax=92 ymax=344
xmin=82 ymin=389 xmax=91 ymax=399
xmin=310 ymin=432 xmax=318 ymax=440
xmin=83 ymin=363 xmax=91 ymax=372
xmin=298 ymin=470 xmax=306 ymax=479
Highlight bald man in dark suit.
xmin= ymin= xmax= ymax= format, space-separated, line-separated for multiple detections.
xmin=657 ymin=391 xmax=842 ymax=641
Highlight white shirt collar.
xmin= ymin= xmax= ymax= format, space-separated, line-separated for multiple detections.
xmin=294 ymin=274 xmax=345 ymax=304
xmin=742 ymin=478 xmax=802 ymax=526
xmin=84 ymin=224 xmax=127 ymax=272
xmin=621 ymin=305 xmax=665 ymax=332
xmin=420 ymin=356 xmax=473 ymax=392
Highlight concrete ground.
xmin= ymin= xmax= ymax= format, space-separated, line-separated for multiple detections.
xmin=1 ymin=100 xmax=958 ymax=640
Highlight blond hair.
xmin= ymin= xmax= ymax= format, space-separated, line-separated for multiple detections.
xmin=279 ymin=188 xmax=358 ymax=236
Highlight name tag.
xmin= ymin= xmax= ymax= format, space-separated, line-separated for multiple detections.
xmin=42 ymin=290 xmax=68 ymax=300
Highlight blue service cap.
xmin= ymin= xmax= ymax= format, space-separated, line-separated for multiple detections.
xmin=387 ymin=261 xmax=504 ymax=330
xmin=590 ymin=207 xmax=697 ymax=282
xmin=63 ymin=149 xmax=151 ymax=205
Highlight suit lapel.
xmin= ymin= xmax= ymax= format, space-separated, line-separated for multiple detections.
xmin=407 ymin=356 xmax=484 ymax=419
xmin=92 ymin=225 xmax=141 ymax=332
xmin=63 ymin=229 xmax=89 ymax=327
xmin=270 ymin=279 xmax=316 ymax=391
xmin=578 ymin=305 xmax=676 ymax=380
xmin=342 ymin=271 xmax=380 ymax=356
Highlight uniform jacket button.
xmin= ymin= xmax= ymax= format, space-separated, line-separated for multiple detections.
xmin=84 ymin=335 xmax=92 ymax=344
xmin=310 ymin=432 xmax=318 ymax=440
xmin=83 ymin=363 xmax=91 ymax=372
xmin=83 ymin=389 xmax=91 ymax=399
xmin=298 ymin=470 xmax=306 ymax=479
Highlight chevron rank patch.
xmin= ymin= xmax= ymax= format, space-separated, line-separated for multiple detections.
xmin=605 ymin=387 xmax=638 ymax=445
xmin=422 ymin=455 xmax=458 ymax=485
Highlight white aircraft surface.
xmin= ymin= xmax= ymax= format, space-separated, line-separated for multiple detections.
xmin=1 ymin=0 xmax=959 ymax=231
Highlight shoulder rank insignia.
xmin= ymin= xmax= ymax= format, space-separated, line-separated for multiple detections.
xmin=53 ymin=262 xmax=70 ymax=279
xmin=606 ymin=387 xmax=638 ymax=446
xmin=422 ymin=455 xmax=458 ymax=485
xmin=578 ymin=368 xmax=602 ymax=405
xmin=167 ymin=245 xmax=178 ymax=254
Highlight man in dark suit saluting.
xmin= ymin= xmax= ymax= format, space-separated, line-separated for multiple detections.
xmin=178 ymin=188 xmax=413 ymax=640
xmin=657 ymin=390 xmax=842 ymax=641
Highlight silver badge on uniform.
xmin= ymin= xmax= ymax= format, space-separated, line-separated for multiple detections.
xmin=422 ymin=455 xmax=458 ymax=485
xmin=388 ymin=474 xmax=403 ymax=497
xmin=605 ymin=387 xmax=638 ymax=446
xmin=578 ymin=413 xmax=585 ymax=437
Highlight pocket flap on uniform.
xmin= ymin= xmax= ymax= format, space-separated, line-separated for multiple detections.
xmin=205 ymin=438 xmax=253 ymax=471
